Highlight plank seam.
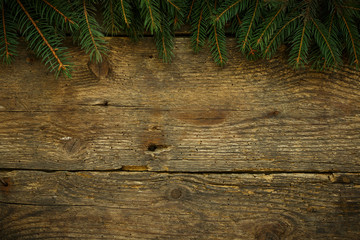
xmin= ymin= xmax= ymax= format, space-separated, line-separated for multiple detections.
xmin=1 ymin=168 xmax=360 ymax=174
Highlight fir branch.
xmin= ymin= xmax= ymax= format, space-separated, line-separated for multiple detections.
xmin=0 ymin=2 xmax=17 ymax=64
xmin=328 ymin=10 xmax=335 ymax=34
xmin=239 ymin=0 xmax=259 ymax=53
xmin=166 ymin=0 xmax=180 ymax=10
xmin=342 ymin=5 xmax=360 ymax=11
xmin=1 ymin=0 xmax=360 ymax=75
xmin=161 ymin=31 xmax=167 ymax=59
xmin=158 ymin=26 xmax=169 ymax=59
xmin=195 ymin=9 xmax=204 ymax=50
xmin=29 ymin=0 xmax=77 ymax=32
xmin=74 ymin=0 xmax=107 ymax=63
xmin=83 ymin=0 xmax=98 ymax=56
xmin=311 ymin=17 xmax=340 ymax=67
xmin=187 ymin=0 xmax=196 ymax=20
xmin=190 ymin=0 xmax=208 ymax=53
xmin=236 ymin=14 xmax=241 ymax=24
xmin=215 ymin=0 xmax=246 ymax=27
xmin=110 ymin=0 xmax=117 ymax=32
xmin=255 ymin=6 xmax=283 ymax=46
xmin=295 ymin=21 xmax=307 ymax=65
xmin=121 ymin=0 xmax=130 ymax=28
xmin=1 ymin=3 xmax=10 ymax=62
xmin=321 ymin=9 xmax=336 ymax=69
xmin=164 ymin=0 xmax=185 ymax=28
xmin=154 ymin=14 xmax=174 ymax=62
xmin=263 ymin=15 xmax=301 ymax=58
xmin=102 ymin=0 xmax=122 ymax=34
xmin=211 ymin=24 xmax=226 ymax=65
xmin=208 ymin=0 xmax=227 ymax=65
xmin=124 ymin=2 xmax=144 ymax=40
xmin=102 ymin=0 xmax=138 ymax=37
xmin=173 ymin=11 xmax=183 ymax=30
xmin=340 ymin=13 xmax=359 ymax=65
xmin=140 ymin=0 xmax=161 ymax=33
xmin=41 ymin=0 xmax=74 ymax=24
xmin=287 ymin=14 xmax=311 ymax=68
xmin=16 ymin=0 xmax=71 ymax=76
xmin=147 ymin=1 xmax=155 ymax=29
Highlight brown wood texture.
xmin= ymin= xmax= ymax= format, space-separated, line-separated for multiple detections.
xmin=1 ymin=38 xmax=360 ymax=239
xmin=1 ymin=171 xmax=360 ymax=239
xmin=1 ymin=38 xmax=360 ymax=172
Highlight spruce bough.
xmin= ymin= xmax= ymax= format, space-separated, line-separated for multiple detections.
xmin=0 ymin=0 xmax=359 ymax=78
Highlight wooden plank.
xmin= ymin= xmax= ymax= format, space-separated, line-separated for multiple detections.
xmin=1 ymin=171 xmax=359 ymax=239
xmin=1 ymin=38 xmax=360 ymax=171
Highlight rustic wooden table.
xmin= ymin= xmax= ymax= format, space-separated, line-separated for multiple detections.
xmin=1 ymin=38 xmax=359 ymax=239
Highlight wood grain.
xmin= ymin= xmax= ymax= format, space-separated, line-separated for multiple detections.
xmin=1 ymin=38 xmax=360 ymax=172
xmin=0 ymin=171 xmax=359 ymax=239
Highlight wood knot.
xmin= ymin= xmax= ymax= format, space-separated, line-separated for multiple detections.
xmin=63 ymin=138 xmax=83 ymax=154
xmin=329 ymin=174 xmax=353 ymax=184
xmin=88 ymin=58 xmax=111 ymax=79
xmin=255 ymin=219 xmax=293 ymax=240
xmin=167 ymin=186 xmax=188 ymax=200
xmin=256 ymin=231 xmax=281 ymax=240
xmin=170 ymin=188 xmax=183 ymax=199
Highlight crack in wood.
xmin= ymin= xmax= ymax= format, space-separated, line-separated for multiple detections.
xmin=1 ymin=168 xmax=359 ymax=176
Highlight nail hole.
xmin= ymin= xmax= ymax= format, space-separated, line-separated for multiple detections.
xmin=147 ymin=143 xmax=158 ymax=151
xmin=266 ymin=110 xmax=280 ymax=118
xmin=149 ymin=55 xmax=154 ymax=59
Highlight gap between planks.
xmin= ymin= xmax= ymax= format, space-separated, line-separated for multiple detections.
xmin=1 ymin=168 xmax=359 ymax=175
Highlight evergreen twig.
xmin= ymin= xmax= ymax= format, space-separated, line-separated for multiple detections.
xmin=0 ymin=0 xmax=359 ymax=77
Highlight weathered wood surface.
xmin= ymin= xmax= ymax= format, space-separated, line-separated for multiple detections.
xmin=1 ymin=38 xmax=360 ymax=172
xmin=1 ymin=38 xmax=360 ymax=239
xmin=1 ymin=171 xmax=359 ymax=239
